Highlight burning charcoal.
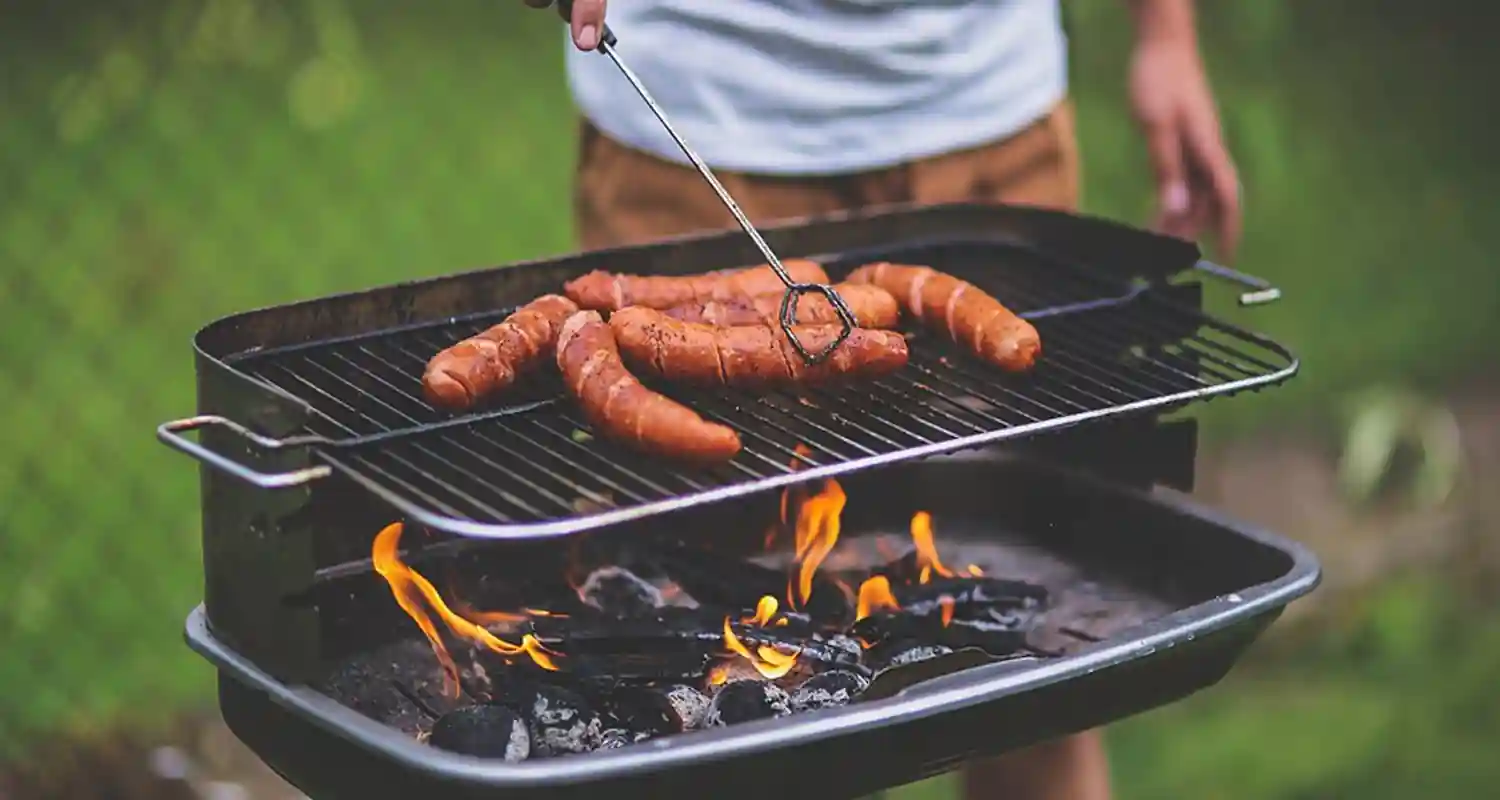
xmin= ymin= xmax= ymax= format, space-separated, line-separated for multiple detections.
xmin=605 ymin=684 xmax=711 ymax=736
xmin=428 ymin=705 xmax=531 ymax=761
xmin=789 ymin=670 xmax=870 ymax=713
xmin=578 ymin=566 xmax=665 ymax=618
xmin=654 ymin=545 xmax=849 ymax=624
xmin=706 ymin=680 xmax=791 ymax=726
xmin=665 ymin=684 xmax=713 ymax=730
xmin=528 ymin=607 xmax=725 ymax=682
xmin=597 ymin=728 xmax=646 ymax=750
xmin=318 ymin=640 xmax=464 ymax=735
xmin=893 ymin=577 xmax=1048 ymax=619
xmin=822 ymin=634 xmax=864 ymax=665
xmin=850 ymin=608 xmax=1035 ymax=657
xmin=864 ymin=639 xmax=954 ymax=673
xmin=501 ymin=684 xmax=604 ymax=757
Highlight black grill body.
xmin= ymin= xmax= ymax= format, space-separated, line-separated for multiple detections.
xmin=187 ymin=454 xmax=1318 ymax=800
xmin=164 ymin=203 xmax=1318 ymax=799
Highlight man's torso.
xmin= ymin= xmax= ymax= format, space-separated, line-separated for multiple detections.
xmin=564 ymin=0 xmax=1069 ymax=176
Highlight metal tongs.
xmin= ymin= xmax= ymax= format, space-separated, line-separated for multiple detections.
xmin=553 ymin=1 xmax=857 ymax=364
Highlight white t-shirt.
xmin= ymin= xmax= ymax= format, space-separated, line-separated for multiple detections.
xmin=564 ymin=0 xmax=1069 ymax=176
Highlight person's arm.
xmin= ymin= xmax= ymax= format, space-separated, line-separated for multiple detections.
xmin=524 ymin=0 xmax=608 ymax=51
xmin=1124 ymin=0 xmax=1242 ymax=260
xmin=962 ymin=729 xmax=1112 ymax=800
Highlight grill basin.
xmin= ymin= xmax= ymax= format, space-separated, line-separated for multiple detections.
xmin=187 ymin=453 xmax=1319 ymax=800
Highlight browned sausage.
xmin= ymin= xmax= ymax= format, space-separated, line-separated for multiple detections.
xmin=845 ymin=262 xmax=1040 ymax=372
xmin=608 ymin=306 xmax=909 ymax=390
xmin=660 ymin=283 xmax=901 ymax=330
xmin=563 ymin=259 xmax=832 ymax=311
xmin=556 ymin=311 xmax=742 ymax=465
xmin=422 ymin=294 xmax=579 ymax=410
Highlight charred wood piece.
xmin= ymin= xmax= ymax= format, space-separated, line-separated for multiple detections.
xmin=653 ymin=545 xmax=850 ymax=625
xmin=788 ymin=670 xmax=870 ymax=713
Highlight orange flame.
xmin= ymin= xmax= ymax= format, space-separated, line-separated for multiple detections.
xmin=744 ymin=595 xmax=780 ymax=626
xmin=768 ymin=444 xmax=818 ymax=549
xmin=939 ymin=595 xmax=956 ymax=627
xmin=788 ymin=478 xmax=845 ymax=608
xmin=855 ymin=575 xmax=900 ymax=622
xmin=721 ymin=596 xmax=800 ymax=680
xmin=910 ymin=511 xmax=954 ymax=583
xmin=372 ymin=522 xmax=560 ymax=697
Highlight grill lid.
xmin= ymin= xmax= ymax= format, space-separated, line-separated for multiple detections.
xmin=158 ymin=237 xmax=1295 ymax=540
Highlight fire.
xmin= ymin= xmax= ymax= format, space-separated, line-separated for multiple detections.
xmin=768 ymin=443 xmax=817 ymax=549
xmin=910 ymin=511 xmax=954 ymax=582
xmin=720 ymin=595 xmax=800 ymax=680
xmin=788 ymin=478 xmax=846 ymax=608
xmin=372 ymin=522 xmax=560 ymax=697
xmin=854 ymin=575 xmax=900 ymax=621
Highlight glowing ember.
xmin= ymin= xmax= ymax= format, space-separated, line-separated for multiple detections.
xmin=910 ymin=511 xmax=954 ymax=582
xmin=939 ymin=596 xmax=956 ymax=627
xmin=372 ymin=522 xmax=561 ymax=697
xmin=855 ymin=575 xmax=900 ymax=622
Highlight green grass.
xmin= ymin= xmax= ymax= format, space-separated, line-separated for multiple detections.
xmin=1 ymin=0 xmax=1497 ymax=795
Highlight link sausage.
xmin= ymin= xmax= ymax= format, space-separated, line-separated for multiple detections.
xmin=422 ymin=294 xmax=579 ymax=410
xmin=845 ymin=262 xmax=1040 ymax=372
xmin=660 ymin=283 xmax=901 ymax=330
xmin=556 ymin=311 xmax=743 ymax=465
xmin=564 ymin=260 xmax=832 ymax=311
xmin=608 ymin=306 xmax=909 ymax=390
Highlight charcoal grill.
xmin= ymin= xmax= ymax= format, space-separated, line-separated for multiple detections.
xmin=160 ymin=203 xmax=1319 ymax=799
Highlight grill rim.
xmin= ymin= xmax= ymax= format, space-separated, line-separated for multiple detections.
xmin=184 ymin=460 xmax=1322 ymax=789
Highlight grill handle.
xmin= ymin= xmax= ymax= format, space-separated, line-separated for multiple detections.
xmin=157 ymin=415 xmax=331 ymax=489
xmin=1192 ymin=260 xmax=1282 ymax=306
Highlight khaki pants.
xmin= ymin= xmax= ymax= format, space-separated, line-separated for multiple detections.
xmin=573 ymin=100 xmax=1082 ymax=248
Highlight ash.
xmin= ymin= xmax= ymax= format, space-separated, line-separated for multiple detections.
xmin=529 ymin=689 xmax=604 ymax=757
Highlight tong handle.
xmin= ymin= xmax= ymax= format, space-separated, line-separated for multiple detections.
xmin=554 ymin=0 xmax=618 ymax=47
xmin=157 ymin=415 xmax=331 ymax=489
xmin=1192 ymin=260 xmax=1283 ymax=306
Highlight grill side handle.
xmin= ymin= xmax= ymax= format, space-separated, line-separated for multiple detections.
xmin=1191 ymin=259 xmax=1282 ymax=306
xmin=157 ymin=415 xmax=331 ymax=488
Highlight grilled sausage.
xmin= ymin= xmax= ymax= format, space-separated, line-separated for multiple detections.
xmin=563 ymin=260 xmax=832 ymax=311
xmin=556 ymin=311 xmax=742 ymax=465
xmin=423 ymin=294 xmax=579 ymax=410
xmin=608 ymin=306 xmax=909 ymax=390
xmin=661 ymin=283 xmax=901 ymax=330
xmin=845 ymin=262 xmax=1040 ymax=372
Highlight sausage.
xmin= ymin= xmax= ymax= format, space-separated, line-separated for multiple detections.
xmin=608 ymin=306 xmax=909 ymax=390
xmin=845 ymin=262 xmax=1040 ymax=372
xmin=660 ymin=283 xmax=901 ymax=330
xmin=556 ymin=311 xmax=742 ymax=465
xmin=563 ymin=259 xmax=832 ymax=311
xmin=422 ymin=294 xmax=580 ymax=410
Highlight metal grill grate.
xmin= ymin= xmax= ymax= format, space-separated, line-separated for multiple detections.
xmin=225 ymin=240 xmax=1297 ymax=539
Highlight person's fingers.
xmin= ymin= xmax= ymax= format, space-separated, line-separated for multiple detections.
xmin=570 ymin=0 xmax=607 ymax=50
xmin=1180 ymin=119 xmax=1241 ymax=261
xmin=1143 ymin=116 xmax=1190 ymax=237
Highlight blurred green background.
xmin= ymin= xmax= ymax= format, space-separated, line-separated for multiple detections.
xmin=1 ymin=0 xmax=1496 ymax=797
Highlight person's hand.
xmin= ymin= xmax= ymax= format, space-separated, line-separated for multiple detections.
xmin=523 ymin=0 xmax=608 ymax=52
xmin=1129 ymin=37 xmax=1241 ymax=261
